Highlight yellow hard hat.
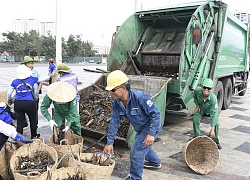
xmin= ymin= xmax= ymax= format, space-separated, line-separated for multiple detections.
xmin=106 ymin=70 xmax=129 ymax=91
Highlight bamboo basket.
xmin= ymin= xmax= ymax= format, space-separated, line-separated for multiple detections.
xmin=0 ymin=145 xmax=7 ymax=180
xmin=37 ymin=167 xmax=85 ymax=180
xmin=5 ymin=141 xmax=19 ymax=166
xmin=5 ymin=141 xmax=20 ymax=178
xmin=10 ymin=139 xmax=58 ymax=180
xmin=182 ymin=136 xmax=219 ymax=174
xmin=49 ymin=133 xmax=83 ymax=168
xmin=69 ymin=153 xmax=115 ymax=180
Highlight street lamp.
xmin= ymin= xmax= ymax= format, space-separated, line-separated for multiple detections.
xmin=56 ymin=0 xmax=62 ymax=65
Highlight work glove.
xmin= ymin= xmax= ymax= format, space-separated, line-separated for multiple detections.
xmin=49 ymin=120 xmax=58 ymax=131
xmin=4 ymin=103 xmax=19 ymax=120
xmin=13 ymin=133 xmax=33 ymax=144
xmin=62 ymin=126 xmax=70 ymax=133
xmin=7 ymin=99 xmax=14 ymax=106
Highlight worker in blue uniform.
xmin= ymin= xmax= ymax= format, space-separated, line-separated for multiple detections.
xmin=7 ymin=64 xmax=49 ymax=139
xmin=0 ymin=102 xmax=33 ymax=151
xmin=103 ymin=70 xmax=162 ymax=180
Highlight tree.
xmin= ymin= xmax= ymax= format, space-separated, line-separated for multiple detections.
xmin=41 ymin=34 xmax=56 ymax=56
xmin=28 ymin=30 xmax=43 ymax=56
xmin=66 ymin=34 xmax=82 ymax=58
xmin=0 ymin=31 xmax=97 ymax=57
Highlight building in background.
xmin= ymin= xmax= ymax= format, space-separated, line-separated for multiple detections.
xmin=12 ymin=19 xmax=40 ymax=34
xmin=93 ymin=45 xmax=110 ymax=56
xmin=12 ymin=19 xmax=55 ymax=36
xmin=234 ymin=11 xmax=250 ymax=24
xmin=40 ymin=22 xmax=56 ymax=36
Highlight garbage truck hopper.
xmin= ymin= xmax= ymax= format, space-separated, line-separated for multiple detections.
xmin=79 ymin=74 xmax=170 ymax=148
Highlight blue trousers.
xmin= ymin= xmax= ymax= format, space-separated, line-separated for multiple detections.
xmin=130 ymin=131 xmax=161 ymax=180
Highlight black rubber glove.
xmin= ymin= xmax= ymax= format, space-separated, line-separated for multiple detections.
xmin=5 ymin=104 xmax=19 ymax=119
xmin=7 ymin=99 xmax=14 ymax=106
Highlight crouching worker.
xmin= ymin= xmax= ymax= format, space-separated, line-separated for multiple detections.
xmin=0 ymin=102 xmax=33 ymax=151
xmin=40 ymin=81 xmax=81 ymax=136
xmin=193 ymin=78 xmax=222 ymax=149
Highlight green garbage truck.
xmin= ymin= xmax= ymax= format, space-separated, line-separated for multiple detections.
xmin=79 ymin=0 xmax=249 ymax=147
xmin=107 ymin=0 xmax=249 ymax=113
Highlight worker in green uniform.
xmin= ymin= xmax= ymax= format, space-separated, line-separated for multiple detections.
xmin=193 ymin=78 xmax=222 ymax=149
xmin=40 ymin=81 xmax=81 ymax=136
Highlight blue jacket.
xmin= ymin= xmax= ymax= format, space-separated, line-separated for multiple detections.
xmin=107 ymin=89 xmax=162 ymax=145
xmin=0 ymin=107 xmax=13 ymax=125
xmin=9 ymin=77 xmax=39 ymax=100
xmin=48 ymin=64 xmax=56 ymax=74
xmin=7 ymin=76 xmax=49 ymax=101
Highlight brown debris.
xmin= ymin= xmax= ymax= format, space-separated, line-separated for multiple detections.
xmin=55 ymin=171 xmax=85 ymax=180
xmin=79 ymin=91 xmax=130 ymax=138
xmin=78 ymin=153 xmax=113 ymax=166
xmin=53 ymin=123 xmax=66 ymax=144
xmin=16 ymin=150 xmax=55 ymax=176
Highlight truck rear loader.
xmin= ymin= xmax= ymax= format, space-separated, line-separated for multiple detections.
xmin=79 ymin=0 xmax=249 ymax=147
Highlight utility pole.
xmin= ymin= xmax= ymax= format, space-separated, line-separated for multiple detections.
xmin=101 ymin=33 xmax=104 ymax=62
xmin=56 ymin=0 xmax=62 ymax=65
xmin=84 ymin=49 xmax=86 ymax=63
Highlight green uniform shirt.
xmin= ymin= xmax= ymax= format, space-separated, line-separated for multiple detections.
xmin=40 ymin=94 xmax=80 ymax=128
xmin=193 ymin=87 xmax=219 ymax=126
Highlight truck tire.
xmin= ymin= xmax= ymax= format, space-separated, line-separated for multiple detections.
xmin=214 ymin=81 xmax=223 ymax=112
xmin=238 ymin=82 xmax=247 ymax=96
xmin=222 ymin=78 xmax=232 ymax=110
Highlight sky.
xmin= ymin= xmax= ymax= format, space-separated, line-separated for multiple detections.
xmin=0 ymin=0 xmax=249 ymax=47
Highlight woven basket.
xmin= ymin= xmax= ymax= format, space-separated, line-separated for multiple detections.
xmin=69 ymin=153 xmax=115 ymax=180
xmin=37 ymin=167 xmax=85 ymax=180
xmin=0 ymin=145 xmax=7 ymax=180
xmin=5 ymin=141 xmax=19 ymax=166
xmin=49 ymin=133 xmax=83 ymax=168
xmin=182 ymin=136 xmax=219 ymax=174
xmin=5 ymin=141 xmax=20 ymax=178
xmin=10 ymin=139 xmax=58 ymax=180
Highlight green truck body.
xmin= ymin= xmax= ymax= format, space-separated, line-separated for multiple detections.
xmin=80 ymin=0 xmax=249 ymax=147
xmin=108 ymin=0 xmax=249 ymax=114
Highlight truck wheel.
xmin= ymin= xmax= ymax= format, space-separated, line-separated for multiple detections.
xmin=238 ymin=82 xmax=247 ymax=96
xmin=222 ymin=78 xmax=232 ymax=110
xmin=214 ymin=81 xmax=223 ymax=112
